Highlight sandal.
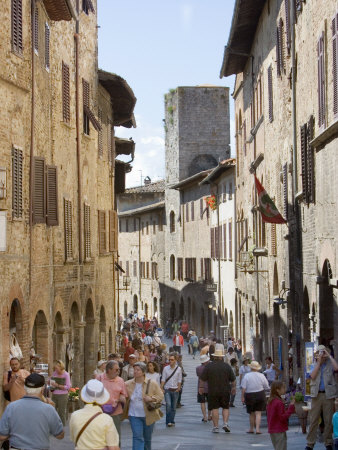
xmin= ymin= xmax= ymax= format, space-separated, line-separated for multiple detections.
xmin=256 ymin=431 xmax=262 ymax=434
xmin=246 ymin=431 xmax=254 ymax=434
xmin=202 ymin=418 xmax=208 ymax=422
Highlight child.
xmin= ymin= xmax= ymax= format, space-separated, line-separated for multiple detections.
xmin=266 ymin=381 xmax=295 ymax=450
xmin=333 ymin=398 xmax=338 ymax=450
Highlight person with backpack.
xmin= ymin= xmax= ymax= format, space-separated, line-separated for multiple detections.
xmin=189 ymin=331 xmax=199 ymax=359
xmin=3 ymin=357 xmax=30 ymax=403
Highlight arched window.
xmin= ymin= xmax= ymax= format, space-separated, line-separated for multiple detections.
xmin=169 ymin=211 xmax=175 ymax=233
xmin=170 ymin=255 xmax=175 ymax=280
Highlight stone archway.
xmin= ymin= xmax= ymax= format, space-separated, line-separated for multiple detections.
xmin=99 ymin=306 xmax=106 ymax=360
xmin=9 ymin=299 xmax=24 ymax=359
xmin=108 ymin=327 xmax=113 ymax=354
xmin=32 ymin=310 xmax=49 ymax=363
xmin=170 ymin=302 xmax=176 ymax=321
xmin=319 ymin=259 xmax=336 ymax=348
xmin=144 ymin=303 xmax=149 ymax=318
xmin=133 ymin=295 xmax=138 ymax=313
xmin=84 ymin=299 xmax=95 ymax=382
xmin=53 ymin=312 xmax=64 ymax=363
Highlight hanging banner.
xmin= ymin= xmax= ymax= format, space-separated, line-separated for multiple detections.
xmin=304 ymin=342 xmax=315 ymax=397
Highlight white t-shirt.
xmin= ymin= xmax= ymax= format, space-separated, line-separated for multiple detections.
xmin=241 ymin=371 xmax=269 ymax=393
xmin=129 ymin=383 xmax=145 ymax=417
xmin=146 ymin=372 xmax=160 ymax=385
xmin=239 ymin=365 xmax=251 ymax=386
xmin=264 ymin=363 xmax=277 ymax=382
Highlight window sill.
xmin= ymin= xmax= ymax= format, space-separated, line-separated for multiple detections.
xmin=310 ymin=119 xmax=338 ymax=150
xmin=61 ymin=121 xmax=73 ymax=130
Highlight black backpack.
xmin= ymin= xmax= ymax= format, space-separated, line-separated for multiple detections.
xmin=3 ymin=371 xmax=11 ymax=402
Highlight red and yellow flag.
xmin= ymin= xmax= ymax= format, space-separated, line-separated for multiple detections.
xmin=254 ymin=175 xmax=287 ymax=224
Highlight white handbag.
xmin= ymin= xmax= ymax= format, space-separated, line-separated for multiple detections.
xmin=10 ymin=334 xmax=23 ymax=360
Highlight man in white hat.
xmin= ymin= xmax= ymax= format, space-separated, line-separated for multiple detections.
xmin=69 ymin=379 xmax=119 ymax=450
xmin=196 ymin=354 xmax=211 ymax=422
xmin=200 ymin=348 xmax=236 ymax=433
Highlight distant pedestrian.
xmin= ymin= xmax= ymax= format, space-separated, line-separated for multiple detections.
xmin=70 ymin=379 xmax=119 ymax=450
xmin=189 ymin=331 xmax=199 ymax=359
xmin=0 ymin=373 xmax=64 ymax=449
xmin=161 ymin=353 xmax=182 ymax=427
xmin=146 ymin=361 xmax=161 ymax=385
xmin=200 ymin=348 xmax=236 ymax=433
xmin=196 ymin=354 xmax=211 ymax=422
xmin=266 ymin=381 xmax=295 ymax=450
xmin=263 ymin=356 xmax=281 ymax=386
xmin=93 ymin=359 xmax=106 ymax=378
xmin=239 ymin=357 xmax=251 ymax=389
xmin=225 ymin=347 xmax=238 ymax=364
xmin=122 ymin=354 xmax=138 ymax=381
xmin=2 ymin=357 xmax=30 ymax=403
xmin=229 ymin=358 xmax=238 ymax=407
xmin=51 ymin=360 xmax=71 ymax=426
xmin=173 ymin=331 xmax=184 ymax=354
xmin=153 ymin=333 xmax=162 ymax=348
xmin=241 ymin=361 xmax=269 ymax=434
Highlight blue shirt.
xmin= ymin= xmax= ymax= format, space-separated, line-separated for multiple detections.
xmin=0 ymin=396 xmax=63 ymax=449
xmin=333 ymin=411 xmax=338 ymax=439
xmin=319 ymin=362 xmax=326 ymax=391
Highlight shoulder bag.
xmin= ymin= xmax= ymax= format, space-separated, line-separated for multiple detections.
xmin=75 ymin=411 xmax=102 ymax=445
xmin=145 ymin=380 xmax=162 ymax=411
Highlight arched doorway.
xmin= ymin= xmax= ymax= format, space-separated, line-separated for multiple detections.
xmin=32 ymin=310 xmax=48 ymax=363
xmin=9 ymin=299 xmax=24 ymax=360
xmin=170 ymin=302 xmax=176 ymax=321
xmin=108 ymin=327 xmax=113 ymax=354
xmin=319 ymin=259 xmax=336 ymax=348
xmin=69 ymin=302 xmax=81 ymax=386
xmin=153 ymin=297 xmax=158 ymax=318
xmin=273 ymin=263 xmax=279 ymax=296
xmin=179 ymin=297 xmax=184 ymax=320
xmin=144 ymin=303 xmax=149 ymax=318
xmin=84 ymin=299 xmax=95 ymax=383
xmin=99 ymin=306 xmax=106 ymax=360
xmin=187 ymin=298 xmax=191 ymax=323
xmin=133 ymin=295 xmax=138 ymax=313
xmin=53 ymin=312 xmax=64 ymax=362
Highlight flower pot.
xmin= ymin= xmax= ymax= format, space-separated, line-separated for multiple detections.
xmin=68 ymin=399 xmax=80 ymax=414
xmin=294 ymin=401 xmax=308 ymax=434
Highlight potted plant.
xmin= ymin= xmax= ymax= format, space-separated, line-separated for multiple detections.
xmin=205 ymin=195 xmax=217 ymax=211
xmin=68 ymin=387 xmax=80 ymax=413
xmin=293 ymin=392 xmax=308 ymax=434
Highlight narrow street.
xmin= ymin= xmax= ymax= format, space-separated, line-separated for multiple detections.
xmin=51 ymin=339 xmax=308 ymax=449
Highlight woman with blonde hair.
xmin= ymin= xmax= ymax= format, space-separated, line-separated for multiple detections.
xmin=51 ymin=360 xmax=71 ymax=425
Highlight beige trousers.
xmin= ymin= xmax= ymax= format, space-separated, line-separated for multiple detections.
xmin=306 ymin=393 xmax=334 ymax=447
xmin=270 ymin=432 xmax=287 ymax=450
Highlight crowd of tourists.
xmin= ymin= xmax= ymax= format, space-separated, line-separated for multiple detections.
xmin=0 ymin=315 xmax=337 ymax=450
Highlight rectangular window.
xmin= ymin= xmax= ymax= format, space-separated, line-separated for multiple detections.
xmin=45 ymin=23 xmax=50 ymax=70
xmin=228 ymin=221 xmax=233 ymax=260
xmin=333 ymin=14 xmax=338 ymax=116
xmin=186 ymin=203 xmax=189 ymax=222
xmin=33 ymin=7 xmax=39 ymax=53
xmin=223 ymin=223 xmax=227 ymax=259
xmin=46 ymin=166 xmax=58 ymax=226
xmin=98 ymin=210 xmax=106 ymax=254
xmin=300 ymin=116 xmax=315 ymax=204
xmin=210 ymin=227 xmax=215 ymax=259
xmin=64 ymin=199 xmax=73 ymax=260
xmin=126 ymin=219 xmax=129 ymax=232
xmin=126 ymin=261 xmax=129 ymax=277
xmin=133 ymin=260 xmax=137 ymax=277
xmin=191 ymin=201 xmax=194 ymax=221
xmin=83 ymin=79 xmax=90 ymax=135
xmin=12 ymin=148 xmax=23 ymax=218
xmin=33 ymin=156 xmax=46 ymax=224
xmin=146 ymin=221 xmax=149 ymax=235
xmin=146 ymin=262 xmax=149 ymax=279
xmin=153 ymin=220 xmax=156 ymax=234
xmin=98 ymin=108 xmax=103 ymax=156
xmin=204 ymin=258 xmax=211 ymax=281
xmin=271 ymin=224 xmax=277 ymax=256
xmin=62 ymin=62 xmax=70 ymax=123
xmin=12 ymin=0 xmax=23 ymax=54
xmin=215 ymin=226 xmax=220 ymax=259
xmin=268 ymin=65 xmax=273 ymax=122
xmin=84 ymin=204 xmax=91 ymax=260
xmin=185 ymin=258 xmax=196 ymax=281
xmin=109 ymin=210 xmax=118 ymax=252
xmin=177 ymin=258 xmax=183 ymax=280
xmin=158 ymin=213 xmax=163 ymax=231
xmin=317 ymin=32 xmax=326 ymax=128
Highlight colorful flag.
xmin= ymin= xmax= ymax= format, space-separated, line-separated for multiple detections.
xmin=254 ymin=175 xmax=287 ymax=224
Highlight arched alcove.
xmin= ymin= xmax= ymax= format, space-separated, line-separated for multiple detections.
xmin=69 ymin=302 xmax=81 ymax=385
xmin=32 ymin=310 xmax=49 ymax=363
xmin=53 ymin=312 xmax=64 ymax=362
xmin=169 ymin=211 xmax=175 ymax=233
xmin=84 ymin=299 xmax=95 ymax=382
xmin=133 ymin=295 xmax=138 ymax=313
xmin=179 ymin=297 xmax=184 ymax=320
xmin=302 ymin=287 xmax=311 ymax=342
xmin=319 ymin=259 xmax=335 ymax=346
xmin=9 ymin=299 xmax=24 ymax=358
xmin=170 ymin=255 xmax=175 ymax=280
xmin=144 ymin=303 xmax=149 ymax=318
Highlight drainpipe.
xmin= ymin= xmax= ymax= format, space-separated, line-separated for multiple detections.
xmin=29 ymin=0 xmax=36 ymax=297
xmin=74 ymin=5 xmax=82 ymax=264
xmin=291 ymin=0 xmax=298 ymax=201
xmin=138 ymin=217 xmax=141 ymax=312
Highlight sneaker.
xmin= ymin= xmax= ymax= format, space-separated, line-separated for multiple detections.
xmin=325 ymin=446 xmax=333 ymax=450
xmin=167 ymin=423 xmax=173 ymax=427
xmin=223 ymin=423 xmax=231 ymax=433
xmin=212 ymin=426 xmax=219 ymax=433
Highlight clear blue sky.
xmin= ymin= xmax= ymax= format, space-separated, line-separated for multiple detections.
xmin=98 ymin=1 xmax=236 ymax=187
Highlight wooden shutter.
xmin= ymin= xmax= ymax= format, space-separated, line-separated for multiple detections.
xmin=98 ymin=210 xmax=106 ymax=254
xmin=268 ymin=65 xmax=273 ymax=122
xmin=109 ymin=210 xmax=117 ymax=252
xmin=306 ymin=115 xmax=315 ymax=203
xmin=228 ymin=221 xmax=232 ymax=260
xmin=282 ymin=163 xmax=288 ymax=220
xmin=191 ymin=201 xmax=194 ymax=221
xmin=317 ymin=33 xmax=326 ymax=128
xmin=83 ymin=79 xmax=90 ymax=107
xmin=64 ymin=199 xmax=73 ymax=260
xmin=84 ymin=204 xmax=91 ymax=259
xmin=243 ymin=119 xmax=246 ymax=155
xmin=186 ymin=203 xmax=189 ymax=222
xmin=33 ymin=157 xmax=46 ymax=224
xmin=12 ymin=0 xmax=23 ymax=54
xmin=285 ymin=0 xmax=291 ymax=54
xmin=45 ymin=23 xmax=50 ymax=70
xmin=34 ymin=7 xmax=39 ymax=52
xmin=12 ymin=148 xmax=23 ymax=218
xmin=333 ymin=15 xmax=338 ymax=116
xmin=46 ymin=166 xmax=58 ymax=226
xmin=62 ymin=62 xmax=70 ymax=123
xmin=271 ymin=224 xmax=277 ymax=256
xmin=278 ymin=19 xmax=284 ymax=73
xmin=300 ymin=123 xmax=308 ymax=201
xmin=98 ymin=108 xmax=103 ymax=156
xmin=276 ymin=26 xmax=281 ymax=77
xmin=223 ymin=223 xmax=227 ymax=259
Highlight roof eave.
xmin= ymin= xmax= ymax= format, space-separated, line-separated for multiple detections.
xmin=200 ymin=160 xmax=236 ymax=185
xmin=43 ymin=0 xmax=76 ymax=21
xmin=170 ymin=170 xmax=212 ymax=190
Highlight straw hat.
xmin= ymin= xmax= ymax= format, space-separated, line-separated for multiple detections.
xmin=249 ymin=361 xmax=262 ymax=371
xmin=212 ymin=348 xmax=225 ymax=357
xmin=316 ymin=345 xmax=330 ymax=354
xmin=81 ymin=379 xmax=110 ymax=405
xmin=97 ymin=359 xmax=106 ymax=368
xmin=200 ymin=354 xmax=210 ymax=363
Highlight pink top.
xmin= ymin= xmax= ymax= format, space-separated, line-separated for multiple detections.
xmin=267 ymin=397 xmax=295 ymax=433
xmin=51 ymin=370 xmax=71 ymax=395
xmin=96 ymin=373 xmax=128 ymax=416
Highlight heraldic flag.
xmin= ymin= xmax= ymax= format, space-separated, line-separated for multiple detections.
xmin=254 ymin=175 xmax=287 ymax=224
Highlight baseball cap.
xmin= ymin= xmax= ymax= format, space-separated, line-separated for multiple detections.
xmin=25 ymin=373 xmax=45 ymax=388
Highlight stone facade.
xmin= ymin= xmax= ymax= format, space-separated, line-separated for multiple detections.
xmin=0 ymin=0 xmax=136 ymax=411
xmin=221 ymin=0 xmax=338 ymax=382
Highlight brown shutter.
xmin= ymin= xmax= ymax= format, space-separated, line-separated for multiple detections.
xmin=84 ymin=204 xmax=91 ymax=260
xmin=34 ymin=7 xmax=39 ymax=52
xmin=109 ymin=210 xmax=117 ymax=252
xmin=33 ymin=157 xmax=46 ymax=224
xmin=317 ymin=33 xmax=326 ymax=128
xmin=228 ymin=221 xmax=232 ymax=260
xmin=62 ymin=62 xmax=70 ymax=123
xmin=271 ymin=224 xmax=277 ymax=256
xmin=282 ymin=163 xmax=288 ymax=220
xmin=46 ymin=166 xmax=58 ymax=226
xmin=12 ymin=148 xmax=23 ymax=218
xmin=64 ymin=199 xmax=73 ymax=259
xmin=223 ymin=223 xmax=227 ymax=259
xmin=268 ymin=65 xmax=273 ymax=122
xmin=307 ymin=115 xmax=315 ymax=203
xmin=285 ymin=0 xmax=291 ymax=54
xmin=83 ymin=79 xmax=90 ymax=107
xmin=98 ymin=210 xmax=106 ymax=254
xmin=210 ymin=227 xmax=215 ymax=259
xmin=45 ymin=23 xmax=50 ymax=70
xmin=98 ymin=108 xmax=103 ymax=157
xmin=333 ymin=15 xmax=338 ymax=116
xmin=12 ymin=0 xmax=23 ymax=54
xmin=276 ymin=26 xmax=281 ymax=77
xmin=115 ymin=163 xmax=126 ymax=194
xmin=300 ymin=123 xmax=308 ymax=200
xmin=191 ymin=201 xmax=194 ymax=221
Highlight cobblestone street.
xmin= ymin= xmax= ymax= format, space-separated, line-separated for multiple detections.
xmin=51 ymin=339 xmax=309 ymax=449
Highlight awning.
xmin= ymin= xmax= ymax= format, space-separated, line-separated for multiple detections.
xmin=115 ymin=137 xmax=135 ymax=157
xmin=43 ymin=0 xmax=76 ymax=21
xmin=98 ymin=70 xmax=137 ymax=128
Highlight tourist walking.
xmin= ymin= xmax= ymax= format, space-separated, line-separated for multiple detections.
xmin=173 ymin=331 xmax=184 ymax=354
xmin=241 ymin=360 xmax=269 ymax=434
xmin=263 ymin=356 xmax=281 ymax=386
xmin=189 ymin=331 xmax=199 ymax=359
xmin=2 ymin=357 xmax=30 ymax=403
xmin=0 ymin=373 xmax=64 ymax=449
xmin=122 ymin=362 xmax=163 ymax=450
xmin=69 ymin=379 xmax=119 ymax=450
xmin=305 ymin=345 xmax=338 ymax=450
xmin=161 ymin=353 xmax=182 ymax=427
xmin=51 ymin=360 xmax=71 ymax=426
xmin=200 ymin=348 xmax=236 ymax=433
xmin=266 ymin=381 xmax=295 ymax=450
xmin=93 ymin=359 xmax=106 ymax=378
xmin=96 ymin=360 xmax=128 ymax=447
xmin=196 ymin=354 xmax=211 ymax=422
xmin=146 ymin=361 xmax=161 ymax=385
xmin=229 ymin=358 xmax=238 ymax=407
xmin=239 ymin=357 xmax=251 ymax=389
xmin=122 ymin=354 xmax=138 ymax=381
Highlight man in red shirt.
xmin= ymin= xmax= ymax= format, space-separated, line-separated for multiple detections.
xmin=123 ymin=342 xmax=135 ymax=363
xmin=173 ymin=331 xmax=184 ymax=354
xmin=180 ymin=321 xmax=189 ymax=340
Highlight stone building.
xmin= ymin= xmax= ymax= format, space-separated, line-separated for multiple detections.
xmin=221 ymin=0 xmax=338 ymax=382
xmin=0 ymin=0 xmax=136 ymax=407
